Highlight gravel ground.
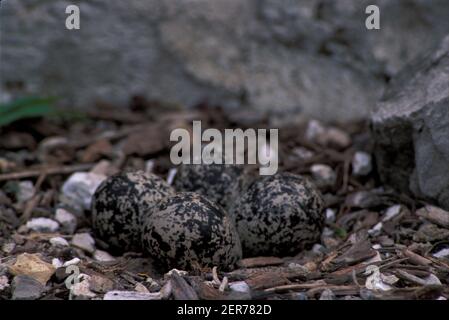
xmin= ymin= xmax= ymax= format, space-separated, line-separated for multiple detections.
xmin=1 ymin=102 xmax=448 ymax=300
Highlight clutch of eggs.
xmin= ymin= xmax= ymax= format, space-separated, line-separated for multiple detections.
xmin=91 ymin=167 xmax=324 ymax=270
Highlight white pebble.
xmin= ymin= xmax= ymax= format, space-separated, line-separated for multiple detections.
xmin=61 ymin=172 xmax=106 ymax=211
xmin=325 ymin=208 xmax=336 ymax=223
xmin=71 ymin=233 xmax=96 ymax=253
xmin=382 ymin=205 xmax=402 ymax=222
xmin=326 ymin=127 xmax=351 ymax=149
xmin=93 ymin=250 xmax=115 ymax=262
xmin=63 ymin=258 xmax=81 ymax=267
xmin=26 ymin=218 xmax=59 ymax=233
xmin=305 ymin=120 xmax=326 ymax=144
xmin=0 ymin=275 xmax=9 ymax=291
xmin=55 ymin=208 xmax=77 ymax=234
xmin=311 ymin=164 xmax=336 ymax=187
xmin=352 ymin=151 xmax=372 ymax=176
xmin=368 ymin=222 xmax=383 ymax=236
xmin=50 ymin=237 xmax=69 ymax=247
xmin=229 ymin=281 xmax=250 ymax=294
xmin=433 ymin=248 xmax=449 ymax=258
xmin=70 ymin=275 xmax=96 ymax=299
xmin=52 ymin=258 xmax=63 ymax=269
xmin=17 ymin=181 xmax=35 ymax=203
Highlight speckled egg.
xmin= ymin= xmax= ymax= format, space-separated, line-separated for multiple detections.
xmin=91 ymin=171 xmax=174 ymax=252
xmin=229 ymin=172 xmax=324 ymax=257
xmin=173 ymin=163 xmax=245 ymax=209
xmin=141 ymin=192 xmax=242 ymax=270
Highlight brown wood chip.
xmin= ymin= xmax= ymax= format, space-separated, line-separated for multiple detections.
xmin=237 ymin=257 xmax=284 ymax=268
xmin=246 ymin=272 xmax=290 ymax=291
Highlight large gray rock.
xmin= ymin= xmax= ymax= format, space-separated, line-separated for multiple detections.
xmin=1 ymin=0 xmax=448 ymax=121
xmin=372 ymin=36 xmax=449 ymax=209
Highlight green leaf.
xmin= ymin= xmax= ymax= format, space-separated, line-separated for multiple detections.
xmin=0 ymin=96 xmax=58 ymax=127
xmin=334 ymin=227 xmax=347 ymax=239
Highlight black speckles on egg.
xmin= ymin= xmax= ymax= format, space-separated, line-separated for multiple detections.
xmin=173 ymin=163 xmax=244 ymax=210
xmin=141 ymin=192 xmax=242 ymax=271
xmin=230 ymin=172 xmax=324 ymax=257
xmin=91 ymin=171 xmax=174 ymax=252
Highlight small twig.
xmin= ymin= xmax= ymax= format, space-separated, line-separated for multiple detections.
xmin=218 ymin=276 xmax=228 ymax=292
xmin=264 ymin=280 xmax=327 ymax=293
xmin=21 ymin=194 xmax=42 ymax=223
xmin=0 ymin=163 xmax=95 ymax=182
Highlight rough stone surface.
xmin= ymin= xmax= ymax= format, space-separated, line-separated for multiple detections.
xmin=142 ymin=192 xmax=242 ymax=271
xmin=11 ymin=275 xmax=44 ymax=300
xmin=71 ymin=233 xmax=96 ymax=254
xmin=49 ymin=237 xmax=69 ymax=247
xmin=229 ymin=172 xmax=324 ymax=257
xmin=91 ymin=171 xmax=174 ymax=252
xmin=93 ymin=250 xmax=115 ymax=262
xmin=372 ymin=35 xmax=449 ymax=209
xmin=54 ymin=208 xmax=77 ymax=234
xmin=4 ymin=1 xmax=448 ymax=121
xmin=8 ymin=253 xmax=56 ymax=285
xmin=26 ymin=217 xmax=59 ymax=233
xmin=70 ymin=275 xmax=97 ymax=300
xmin=61 ymin=172 xmax=106 ymax=212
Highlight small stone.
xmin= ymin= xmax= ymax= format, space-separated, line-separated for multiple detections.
xmin=37 ymin=136 xmax=69 ymax=161
xmin=0 ymin=275 xmax=9 ymax=291
xmin=416 ymin=205 xmax=449 ymax=229
xmin=145 ymin=277 xmax=161 ymax=292
xmin=382 ymin=205 xmax=402 ymax=222
xmin=26 ymin=217 xmax=59 ymax=233
xmin=292 ymin=147 xmax=314 ymax=160
xmin=17 ymin=181 xmax=35 ymax=203
xmin=433 ymin=248 xmax=449 ymax=259
xmin=2 ymin=242 xmax=16 ymax=254
xmin=71 ymin=233 xmax=95 ymax=254
xmin=89 ymin=275 xmax=114 ymax=293
xmin=288 ymin=262 xmax=308 ymax=272
xmin=52 ymin=258 xmax=63 ymax=269
xmin=135 ymin=283 xmax=150 ymax=293
xmin=103 ymin=290 xmax=161 ymax=300
xmin=352 ymin=151 xmax=372 ymax=176
xmin=312 ymin=244 xmax=325 ymax=254
xmin=50 ymin=237 xmax=69 ymax=247
xmin=326 ymin=127 xmax=351 ymax=149
xmin=90 ymin=160 xmax=117 ymax=176
xmin=310 ymin=164 xmax=336 ymax=188
xmin=325 ymin=208 xmax=336 ymax=223
xmin=55 ymin=208 xmax=77 ymax=234
xmin=368 ymin=222 xmax=383 ymax=237
xmin=93 ymin=250 xmax=115 ymax=262
xmin=61 ymin=172 xmax=107 ymax=212
xmin=319 ymin=288 xmax=335 ymax=300
xmin=303 ymin=261 xmax=318 ymax=272
xmin=8 ymin=253 xmax=56 ymax=285
xmin=229 ymin=281 xmax=250 ymax=294
xmin=70 ymin=275 xmax=96 ymax=300
xmin=305 ymin=120 xmax=327 ymax=145
xmin=293 ymin=292 xmax=308 ymax=300
xmin=54 ymin=268 xmax=69 ymax=283
xmin=11 ymin=275 xmax=44 ymax=300
xmin=63 ymin=258 xmax=81 ymax=267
